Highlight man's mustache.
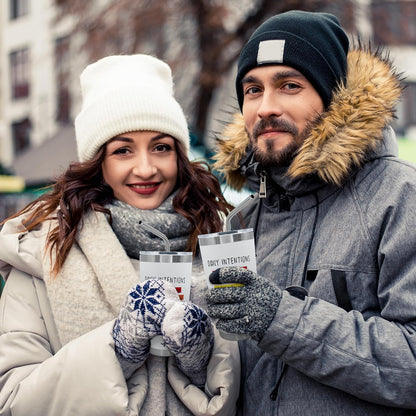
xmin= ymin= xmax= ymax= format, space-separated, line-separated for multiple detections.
xmin=252 ymin=117 xmax=299 ymax=140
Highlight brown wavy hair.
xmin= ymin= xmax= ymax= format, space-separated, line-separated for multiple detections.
xmin=3 ymin=140 xmax=233 ymax=276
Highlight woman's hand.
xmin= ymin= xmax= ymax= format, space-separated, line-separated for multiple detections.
xmin=113 ymin=279 xmax=178 ymax=365
xmin=162 ymin=302 xmax=214 ymax=387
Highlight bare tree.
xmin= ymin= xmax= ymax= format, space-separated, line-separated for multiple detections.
xmin=54 ymin=0 xmax=343 ymax=145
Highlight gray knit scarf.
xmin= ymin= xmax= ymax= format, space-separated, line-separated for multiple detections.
xmin=106 ymin=194 xmax=191 ymax=258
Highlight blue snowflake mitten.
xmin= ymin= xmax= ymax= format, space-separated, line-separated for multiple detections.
xmin=161 ymin=302 xmax=214 ymax=387
xmin=113 ymin=279 xmax=179 ymax=366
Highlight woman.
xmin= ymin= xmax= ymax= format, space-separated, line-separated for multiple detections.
xmin=0 ymin=54 xmax=240 ymax=415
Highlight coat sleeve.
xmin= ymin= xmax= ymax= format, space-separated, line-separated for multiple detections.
xmin=0 ymin=268 xmax=147 ymax=416
xmin=167 ymin=326 xmax=240 ymax=416
xmin=258 ymin=164 xmax=416 ymax=409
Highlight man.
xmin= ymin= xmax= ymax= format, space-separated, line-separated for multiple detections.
xmin=207 ymin=10 xmax=416 ymax=415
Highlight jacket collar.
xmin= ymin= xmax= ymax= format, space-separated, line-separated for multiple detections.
xmin=213 ymin=47 xmax=403 ymax=193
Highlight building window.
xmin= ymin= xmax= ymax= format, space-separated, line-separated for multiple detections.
xmin=10 ymin=48 xmax=30 ymax=99
xmin=11 ymin=117 xmax=31 ymax=155
xmin=55 ymin=36 xmax=71 ymax=123
xmin=9 ymin=0 xmax=28 ymax=20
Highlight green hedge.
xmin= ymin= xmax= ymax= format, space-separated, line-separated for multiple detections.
xmin=398 ymin=138 xmax=416 ymax=164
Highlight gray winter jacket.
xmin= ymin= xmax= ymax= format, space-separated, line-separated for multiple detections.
xmin=214 ymin=47 xmax=416 ymax=415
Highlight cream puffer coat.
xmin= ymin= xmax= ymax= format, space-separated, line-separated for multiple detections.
xmin=0 ymin=211 xmax=240 ymax=415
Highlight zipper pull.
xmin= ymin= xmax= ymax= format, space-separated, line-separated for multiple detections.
xmin=259 ymin=171 xmax=267 ymax=198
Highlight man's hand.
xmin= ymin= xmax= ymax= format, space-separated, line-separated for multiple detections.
xmin=206 ymin=266 xmax=282 ymax=342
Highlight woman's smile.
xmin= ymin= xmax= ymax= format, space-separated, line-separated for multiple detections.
xmin=128 ymin=182 xmax=161 ymax=195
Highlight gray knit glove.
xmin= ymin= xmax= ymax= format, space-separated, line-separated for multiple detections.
xmin=113 ymin=279 xmax=178 ymax=365
xmin=161 ymin=302 xmax=214 ymax=387
xmin=206 ymin=266 xmax=282 ymax=342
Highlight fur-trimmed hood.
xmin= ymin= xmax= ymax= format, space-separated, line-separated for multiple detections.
xmin=213 ymin=47 xmax=403 ymax=191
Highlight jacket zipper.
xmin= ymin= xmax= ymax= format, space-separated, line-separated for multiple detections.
xmin=258 ymin=169 xmax=287 ymax=402
xmin=259 ymin=171 xmax=267 ymax=198
xmin=260 ymin=170 xmax=291 ymax=211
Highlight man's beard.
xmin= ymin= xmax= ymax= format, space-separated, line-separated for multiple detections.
xmin=249 ymin=117 xmax=310 ymax=167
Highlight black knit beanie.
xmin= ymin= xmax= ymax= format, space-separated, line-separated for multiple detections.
xmin=236 ymin=10 xmax=349 ymax=110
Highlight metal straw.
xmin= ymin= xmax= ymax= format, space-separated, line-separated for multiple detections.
xmin=225 ymin=193 xmax=257 ymax=231
xmin=138 ymin=221 xmax=171 ymax=251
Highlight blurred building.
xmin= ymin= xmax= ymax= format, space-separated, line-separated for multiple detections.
xmin=370 ymin=0 xmax=416 ymax=139
xmin=0 ymin=0 xmax=78 ymax=190
xmin=335 ymin=0 xmax=416 ymax=139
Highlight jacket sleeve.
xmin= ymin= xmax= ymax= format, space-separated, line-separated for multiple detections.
xmin=168 ymin=326 xmax=240 ymax=416
xmin=258 ymin=165 xmax=416 ymax=409
xmin=0 ymin=267 xmax=147 ymax=416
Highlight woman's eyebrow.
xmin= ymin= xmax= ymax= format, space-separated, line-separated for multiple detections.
xmin=106 ymin=133 xmax=173 ymax=148
xmin=150 ymin=133 xmax=171 ymax=142
xmin=107 ymin=136 xmax=134 ymax=144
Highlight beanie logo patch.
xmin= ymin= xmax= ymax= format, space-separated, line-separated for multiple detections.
xmin=257 ymin=40 xmax=285 ymax=64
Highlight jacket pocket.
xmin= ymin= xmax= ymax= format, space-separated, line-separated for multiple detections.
xmin=330 ymin=269 xmax=353 ymax=312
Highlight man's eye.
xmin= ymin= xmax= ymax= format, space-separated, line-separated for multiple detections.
xmin=284 ymin=82 xmax=301 ymax=91
xmin=244 ymin=86 xmax=261 ymax=95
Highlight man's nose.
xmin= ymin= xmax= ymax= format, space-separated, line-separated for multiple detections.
xmin=257 ymin=90 xmax=283 ymax=119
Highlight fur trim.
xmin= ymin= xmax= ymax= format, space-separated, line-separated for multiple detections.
xmin=213 ymin=113 xmax=249 ymax=191
xmin=213 ymin=47 xmax=403 ymax=189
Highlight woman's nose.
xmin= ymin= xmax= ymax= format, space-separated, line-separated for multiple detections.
xmin=131 ymin=154 xmax=157 ymax=178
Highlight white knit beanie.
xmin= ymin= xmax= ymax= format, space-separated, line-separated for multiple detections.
xmin=75 ymin=54 xmax=190 ymax=162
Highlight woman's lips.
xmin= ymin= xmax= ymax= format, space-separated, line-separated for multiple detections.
xmin=128 ymin=182 xmax=160 ymax=195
